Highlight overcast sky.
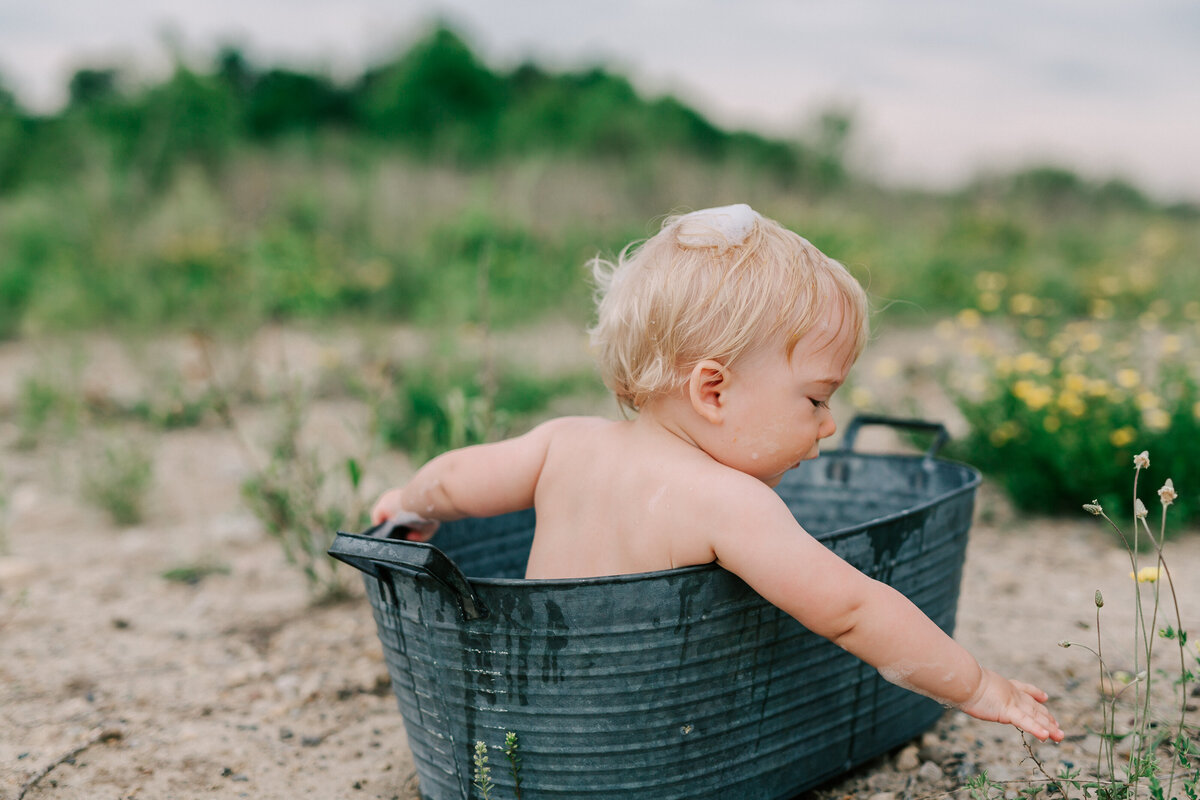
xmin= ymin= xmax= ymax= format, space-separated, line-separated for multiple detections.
xmin=2 ymin=0 xmax=1197 ymax=200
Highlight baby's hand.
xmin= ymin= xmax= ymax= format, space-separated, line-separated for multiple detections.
xmin=370 ymin=488 xmax=439 ymax=541
xmin=958 ymin=668 xmax=1064 ymax=742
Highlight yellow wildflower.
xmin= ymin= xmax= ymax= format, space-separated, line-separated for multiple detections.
xmin=935 ymin=319 xmax=957 ymax=340
xmin=1110 ymin=427 xmax=1136 ymax=448
xmin=1116 ymin=369 xmax=1141 ymax=390
xmin=1144 ymin=408 xmax=1171 ymax=431
xmin=1063 ymin=373 xmax=1088 ymax=393
xmin=1014 ymin=352 xmax=1044 ymax=373
xmin=1130 ymin=566 xmax=1161 ymax=583
xmin=1010 ymin=294 xmax=1039 ymax=315
xmin=1135 ymin=391 xmax=1160 ymax=411
xmin=849 ymin=386 xmax=875 ymax=408
xmin=1162 ymin=334 xmax=1182 ymax=356
xmin=1088 ymin=379 xmax=1113 ymax=398
xmin=957 ymin=308 xmax=983 ymax=329
xmin=1057 ymin=390 xmax=1086 ymax=417
xmin=977 ymin=291 xmax=1001 ymax=312
xmin=1097 ymin=276 xmax=1122 ymax=296
xmin=1043 ymin=415 xmax=1061 ymax=433
xmin=1079 ymin=331 xmax=1103 ymax=353
xmin=1090 ymin=298 xmax=1115 ymax=320
xmin=989 ymin=421 xmax=1021 ymax=447
xmin=872 ymin=357 xmax=901 ymax=379
xmin=1013 ymin=380 xmax=1053 ymax=411
xmin=975 ymin=271 xmax=1007 ymax=292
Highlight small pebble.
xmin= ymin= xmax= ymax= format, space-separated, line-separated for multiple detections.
xmin=917 ymin=760 xmax=943 ymax=782
xmin=895 ymin=743 xmax=921 ymax=771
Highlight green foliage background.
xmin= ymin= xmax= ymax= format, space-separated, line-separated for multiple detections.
xmin=2 ymin=24 xmax=1196 ymax=341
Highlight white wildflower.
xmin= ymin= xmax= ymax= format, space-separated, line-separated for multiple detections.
xmin=1158 ymin=478 xmax=1177 ymax=507
xmin=1133 ymin=450 xmax=1150 ymax=469
xmin=1083 ymin=501 xmax=1103 ymax=516
xmin=1134 ymin=499 xmax=1148 ymax=519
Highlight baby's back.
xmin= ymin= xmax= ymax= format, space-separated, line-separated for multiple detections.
xmin=524 ymin=417 xmax=718 ymax=579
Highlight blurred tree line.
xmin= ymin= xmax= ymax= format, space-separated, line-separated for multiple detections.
xmin=0 ymin=25 xmax=848 ymax=194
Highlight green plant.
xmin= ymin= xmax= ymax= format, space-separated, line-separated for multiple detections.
xmin=14 ymin=373 xmax=82 ymax=449
xmin=373 ymin=359 xmax=600 ymax=463
xmin=81 ymin=438 xmax=154 ymax=526
xmin=946 ymin=320 xmax=1200 ymax=524
xmin=470 ymin=732 xmax=522 ymax=800
xmin=472 ymin=739 xmax=495 ymax=800
xmin=1020 ymin=451 xmax=1199 ymax=800
xmin=161 ymin=560 xmax=231 ymax=585
xmin=504 ymin=732 xmax=523 ymax=800
xmin=238 ymin=391 xmax=370 ymax=600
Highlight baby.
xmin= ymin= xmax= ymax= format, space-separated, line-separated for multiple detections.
xmin=372 ymin=204 xmax=1064 ymax=743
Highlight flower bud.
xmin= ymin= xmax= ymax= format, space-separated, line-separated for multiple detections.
xmin=1134 ymin=498 xmax=1148 ymax=519
xmin=1094 ymin=589 xmax=1104 ymax=608
xmin=1083 ymin=501 xmax=1103 ymax=515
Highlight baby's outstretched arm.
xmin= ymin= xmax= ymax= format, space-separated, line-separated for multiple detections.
xmin=706 ymin=476 xmax=1063 ymax=742
xmin=371 ymin=417 xmax=573 ymax=539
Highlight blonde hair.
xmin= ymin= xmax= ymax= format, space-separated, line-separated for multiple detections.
xmin=589 ymin=206 xmax=869 ymax=412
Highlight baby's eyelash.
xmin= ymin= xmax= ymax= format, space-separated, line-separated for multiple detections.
xmin=810 ymin=398 xmax=829 ymax=409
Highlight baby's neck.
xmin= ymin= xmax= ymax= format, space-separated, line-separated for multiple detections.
xmin=633 ymin=396 xmax=708 ymax=456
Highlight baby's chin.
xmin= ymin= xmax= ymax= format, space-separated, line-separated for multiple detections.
xmin=761 ymin=452 xmax=821 ymax=487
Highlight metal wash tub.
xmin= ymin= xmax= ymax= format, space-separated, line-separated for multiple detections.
xmin=329 ymin=415 xmax=981 ymax=800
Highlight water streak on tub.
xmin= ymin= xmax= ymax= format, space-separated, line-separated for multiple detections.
xmin=540 ymin=599 xmax=568 ymax=683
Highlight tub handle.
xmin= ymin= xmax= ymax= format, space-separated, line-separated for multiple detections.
xmin=328 ymin=529 xmax=489 ymax=621
xmin=840 ymin=414 xmax=949 ymax=459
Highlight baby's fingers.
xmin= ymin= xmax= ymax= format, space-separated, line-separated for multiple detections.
xmin=1010 ymin=679 xmax=1049 ymax=703
xmin=1012 ymin=693 xmax=1064 ymax=742
xmin=371 ymin=488 xmax=406 ymax=524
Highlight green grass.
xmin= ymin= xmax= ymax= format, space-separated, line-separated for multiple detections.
xmin=81 ymin=438 xmax=154 ymax=526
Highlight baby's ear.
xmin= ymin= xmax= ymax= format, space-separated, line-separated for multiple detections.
xmin=688 ymin=360 xmax=728 ymax=423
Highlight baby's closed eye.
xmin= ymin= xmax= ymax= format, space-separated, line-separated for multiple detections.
xmin=809 ymin=398 xmax=830 ymax=409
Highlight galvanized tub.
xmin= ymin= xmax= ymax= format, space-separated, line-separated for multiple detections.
xmin=330 ymin=415 xmax=981 ymax=800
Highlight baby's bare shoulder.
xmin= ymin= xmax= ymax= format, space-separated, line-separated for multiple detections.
xmin=532 ymin=415 xmax=620 ymax=440
xmin=660 ymin=459 xmax=791 ymax=524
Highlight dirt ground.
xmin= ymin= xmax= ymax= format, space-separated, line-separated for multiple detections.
xmin=2 ymin=325 xmax=1198 ymax=800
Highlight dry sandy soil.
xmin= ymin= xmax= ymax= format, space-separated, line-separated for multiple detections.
xmin=2 ymin=325 xmax=1198 ymax=800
